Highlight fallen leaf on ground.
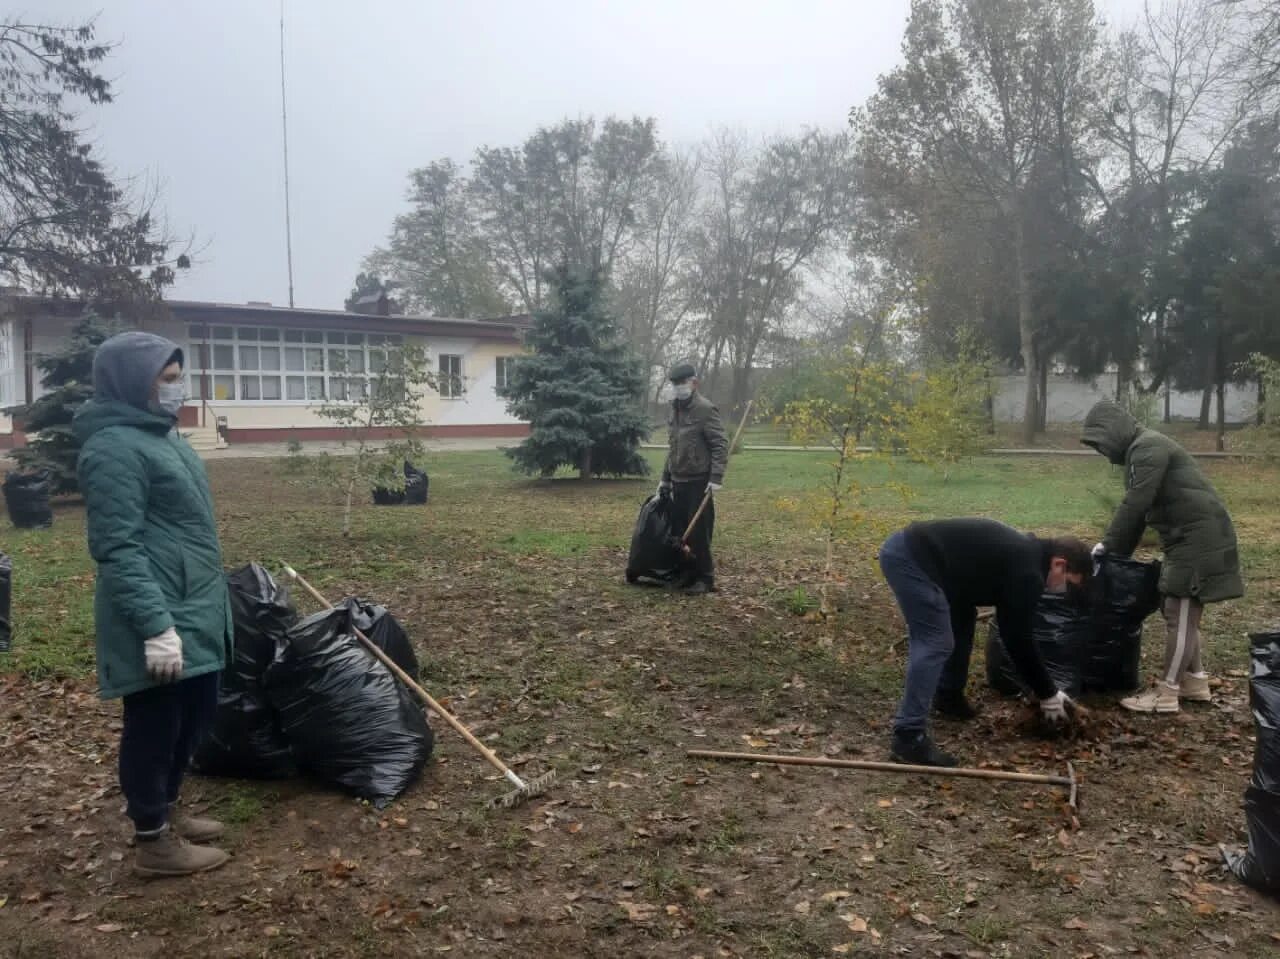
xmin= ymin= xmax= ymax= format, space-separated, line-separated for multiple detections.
xmin=1062 ymin=917 xmax=1088 ymax=930
xmin=846 ymin=916 xmax=869 ymax=933
xmin=820 ymin=890 xmax=852 ymax=903
xmin=794 ymin=900 xmax=811 ymax=915
xmin=832 ymin=945 xmax=853 ymax=955
xmin=618 ymin=901 xmax=657 ymax=924
xmin=95 ymin=924 xmax=123 ymax=933
xmin=911 ymin=912 xmax=934 ymax=926
xmin=743 ymin=736 xmax=769 ymax=748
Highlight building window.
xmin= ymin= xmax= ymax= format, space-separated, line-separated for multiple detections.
xmin=495 ymin=355 xmax=514 ymax=391
xmin=187 ymin=325 xmax=402 ymax=403
xmin=439 ymin=354 xmax=464 ymax=399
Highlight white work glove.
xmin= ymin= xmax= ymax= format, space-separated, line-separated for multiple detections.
xmin=1091 ymin=542 xmax=1105 ymax=574
xmin=1039 ymin=690 xmax=1073 ymax=725
xmin=656 ymin=480 xmax=672 ymax=497
xmin=144 ymin=627 xmax=184 ymax=684
xmin=706 ymin=482 xmax=723 ymax=495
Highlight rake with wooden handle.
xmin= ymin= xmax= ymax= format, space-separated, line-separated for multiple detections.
xmin=687 ymin=749 xmax=1079 ymax=812
xmin=281 ymin=564 xmax=555 ymax=809
xmin=679 ymin=400 xmax=753 ymax=555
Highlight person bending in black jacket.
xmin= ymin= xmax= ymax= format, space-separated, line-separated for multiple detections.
xmin=878 ymin=518 xmax=1093 ymax=766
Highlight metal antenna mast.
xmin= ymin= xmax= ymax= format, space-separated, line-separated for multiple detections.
xmin=279 ymin=0 xmax=296 ymax=307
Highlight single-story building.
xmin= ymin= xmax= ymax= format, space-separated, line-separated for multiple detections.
xmin=0 ymin=293 xmax=531 ymax=450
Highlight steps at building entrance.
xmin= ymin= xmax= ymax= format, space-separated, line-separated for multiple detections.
xmin=181 ymin=423 xmax=226 ymax=452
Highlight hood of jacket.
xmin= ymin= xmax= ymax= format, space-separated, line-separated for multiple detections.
xmin=1081 ymin=400 xmax=1141 ymax=465
xmin=72 ymin=331 xmax=184 ymax=443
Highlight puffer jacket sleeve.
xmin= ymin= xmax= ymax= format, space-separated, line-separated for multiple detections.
xmin=1103 ymin=438 xmax=1170 ymax=557
xmin=79 ymin=439 xmax=175 ymax=640
xmin=704 ymin=404 xmax=730 ymax=485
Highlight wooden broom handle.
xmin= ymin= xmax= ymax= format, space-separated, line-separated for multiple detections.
xmin=686 ymin=749 xmax=1075 ymax=787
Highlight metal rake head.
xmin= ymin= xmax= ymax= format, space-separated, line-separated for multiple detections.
xmin=488 ymin=768 xmax=558 ymax=810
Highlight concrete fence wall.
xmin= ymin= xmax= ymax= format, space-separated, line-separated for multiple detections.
xmin=993 ymin=373 xmax=1257 ymax=424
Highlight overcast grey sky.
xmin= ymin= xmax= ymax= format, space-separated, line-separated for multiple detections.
xmin=33 ymin=0 xmax=1148 ymax=312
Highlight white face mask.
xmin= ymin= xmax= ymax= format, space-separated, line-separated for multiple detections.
xmin=151 ymin=381 xmax=186 ymax=418
xmin=673 ymin=383 xmax=693 ymax=401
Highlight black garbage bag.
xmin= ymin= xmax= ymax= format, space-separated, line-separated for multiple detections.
xmin=372 ymin=461 xmax=429 ymax=506
xmin=403 ymin=461 xmax=429 ymax=505
xmin=3 ymin=471 xmax=52 ymax=529
xmin=192 ymin=565 xmax=298 ymax=779
xmin=1084 ymin=556 xmax=1162 ymax=693
xmin=341 ymin=597 xmax=419 ymax=678
xmin=0 ymin=552 xmax=11 ymax=653
xmin=265 ymin=606 xmax=433 ymax=805
xmin=625 ymin=492 xmax=683 ymax=585
xmin=1249 ymin=631 xmax=1280 ymax=794
xmin=1225 ymin=787 xmax=1280 ymax=895
xmin=985 ymin=593 xmax=1089 ymax=698
xmin=1224 ymin=632 xmax=1280 ymax=894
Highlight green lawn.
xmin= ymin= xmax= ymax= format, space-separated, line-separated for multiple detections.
xmin=2 ymin=448 xmax=1278 ymax=958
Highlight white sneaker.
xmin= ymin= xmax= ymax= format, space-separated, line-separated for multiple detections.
xmin=1179 ymin=673 xmax=1212 ymax=703
xmin=1121 ymin=683 xmax=1180 ymax=714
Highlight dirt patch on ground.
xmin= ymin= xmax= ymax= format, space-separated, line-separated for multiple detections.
xmin=2 ymin=459 xmax=1278 ymax=957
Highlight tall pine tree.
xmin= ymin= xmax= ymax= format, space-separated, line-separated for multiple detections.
xmin=500 ymin=267 xmax=649 ymax=479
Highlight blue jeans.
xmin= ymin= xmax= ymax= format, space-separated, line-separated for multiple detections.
xmin=118 ymin=671 xmax=220 ymax=832
xmin=878 ymin=532 xmax=976 ymax=734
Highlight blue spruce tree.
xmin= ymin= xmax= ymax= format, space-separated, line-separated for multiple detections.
xmin=501 ymin=267 xmax=650 ymax=479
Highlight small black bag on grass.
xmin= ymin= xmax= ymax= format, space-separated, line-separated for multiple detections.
xmin=1225 ymin=632 xmax=1280 ymax=894
xmin=3 ymin=471 xmax=52 ymax=529
xmin=625 ymin=492 xmax=682 ymax=584
xmin=1084 ymin=556 xmax=1162 ymax=693
xmin=341 ymin=597 xmax=419 ymax=678
xmin=372 ymin=461 xmax=429 ymax=506
xmin=265 ymin=606 xmax=433 ymax=805
xmin=193 ymin=564 xmax=298 ymax=779
xmin=985 ymin=593 xmax=1089 ymax=698
xmin=0 ymin=552 xmax=11 ymax=653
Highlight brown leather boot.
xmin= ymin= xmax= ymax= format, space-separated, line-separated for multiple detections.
xmin=134 ymin=828 xmax=229 ymax=878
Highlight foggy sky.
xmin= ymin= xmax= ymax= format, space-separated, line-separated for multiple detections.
xmin=32 ymin=0 xmax=1149 ymax=314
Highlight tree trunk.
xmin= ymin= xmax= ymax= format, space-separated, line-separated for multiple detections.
xmin=1163 ymin=384 xmax=1171 ymax=424
xmin=578 ymin=446 xmax=593 ymax=481
xmin=1037 ymin=360 xmax=1049 ymax=432
xmin=1014 ymin=216 xmax=1039 ymax=444
xmin=1115 ymin=360 xmax=1130 ymax=403
xmin=1259 ymin=375 xmax=1267 ymax=426
xmin=1216 ymin=378 xmax=1226 ymax=453
xmin=1198 ymin=344 xmax=1215 ymax=430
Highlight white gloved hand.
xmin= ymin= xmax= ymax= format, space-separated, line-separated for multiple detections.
xmin=144 ymin=627 xmax=183 ymax=683
xmin=707 ymin=482 xmax=723 ymax=495
xmin=1039 ymin=690 xmax=1072 ymax=725
xmin=656 ymin=480 xmax=672 ymax=497
xmin=1091 ymin=543 xmax=1105 ymax=560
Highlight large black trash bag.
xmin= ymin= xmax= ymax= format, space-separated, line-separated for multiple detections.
xmin=1249 ymin=632 xmax=1280 ymax=794
xmin=372 ymin=461 xmax=429 ymax=506
xmin=192 ymin=564 xmax=298 ymax=778
xmin=1226 ymin=632 xmax=1280 ymax=894
xmin=985 ymin=593 xmax=1089 ymax=697
xmin=0 ymin=552 xmax=11 ymax=653
xmin=403 ymin=461 xmax=429 ymax=505
xmin=1084 ymin=556 xmax=1162 ymax=693
xmin=3 ymin=471 xmax=52 ymax=529
xmin=625 ymin=492 xmax=683 ymax=585
xmin=340 ymin=597 xmax=419 ymax=678
xmin=265 ymin=606 xmax=433 ymax=805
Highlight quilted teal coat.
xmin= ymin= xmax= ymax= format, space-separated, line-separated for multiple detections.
xmin=73 ymin=332 xmax=231 ymax=699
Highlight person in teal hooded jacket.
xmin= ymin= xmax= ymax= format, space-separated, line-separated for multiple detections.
xmin=74 ymin=331 xmax=233 ymax=877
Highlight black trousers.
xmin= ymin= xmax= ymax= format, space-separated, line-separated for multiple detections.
xmin=118 ymin=671 xmax=220 ymax=832
xmin=672 ymin=478 xmax=715 ymax=585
